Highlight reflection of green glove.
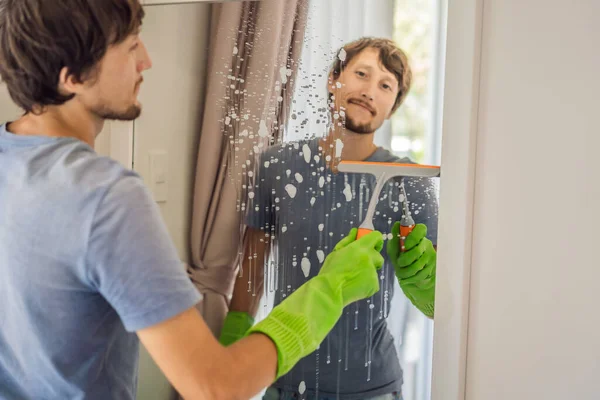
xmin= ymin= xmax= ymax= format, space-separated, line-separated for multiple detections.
xmin=219 ymin=311 xmax=254 ymax=346
xmin=387 ymin=222 xmax=436 ymax=318
xmin=246 ymin=229 xmax=384 ymax=378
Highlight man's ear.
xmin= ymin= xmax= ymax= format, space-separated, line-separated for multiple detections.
xmin=58 ymin=67 xmax=84 ymax=96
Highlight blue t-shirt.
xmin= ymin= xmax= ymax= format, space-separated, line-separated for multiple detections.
xmin=0 ymin=123 xmax=202 ymax=400
xmin=246 ymin=138 xmax=439 ymax=399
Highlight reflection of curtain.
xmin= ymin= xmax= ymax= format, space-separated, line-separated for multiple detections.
xmin=187 ymin=0 xmax=309 ymax=336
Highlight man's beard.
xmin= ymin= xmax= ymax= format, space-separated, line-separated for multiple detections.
xmin=343 ymin=114 xmax=379 ymax=134
xmin=93 ymin=103 xmax=142 ymax=121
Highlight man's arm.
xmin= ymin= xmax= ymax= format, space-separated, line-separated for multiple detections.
xmin=217 ymin=227 xmax=271 ymax=346
xmin=228 ymin=227 xmax=270 ymax=317
xmin=139 ymin=229 xmax=385 ymax=400
xmin=138 ymin=307 xmax=277 ymax=400
xmin=387 ymin=176 xmax=439 ymax=318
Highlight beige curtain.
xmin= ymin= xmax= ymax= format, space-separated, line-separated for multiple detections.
xmin=187 ymin=0 xmax=309 ymax=336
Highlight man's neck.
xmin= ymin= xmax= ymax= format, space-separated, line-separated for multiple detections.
xmin=320 ymin=125 xmax=378 ymax=162
xmin=7 ymin=103 xmax=102 ymax=148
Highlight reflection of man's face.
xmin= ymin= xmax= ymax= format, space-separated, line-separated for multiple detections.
xmin=329 ymin=48 xmax=399 ymax=135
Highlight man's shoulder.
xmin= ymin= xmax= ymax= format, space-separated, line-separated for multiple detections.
xmin=68 ymin=141 xmax=137 ymax=181
xmin=260 ymin=138 xmax=319 ymax=158
xmin=41 ymin=140 xmax=143 ymax=209
xmin=369 ymin=146 xmax=414 ymax=164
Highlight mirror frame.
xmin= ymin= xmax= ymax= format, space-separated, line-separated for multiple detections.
xmin=124 ymin=1 xmax=485 ymax=400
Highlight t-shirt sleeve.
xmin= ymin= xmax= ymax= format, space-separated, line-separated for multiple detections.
xmin=403 ymin=176 xmax=439 ymax=246
xmin=85 ymin=175 xmax=202 ymax=332
xmin=245 ymin=151 xmax=275 ymax=232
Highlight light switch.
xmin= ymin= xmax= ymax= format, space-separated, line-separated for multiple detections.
xmin=149 ymin=150 xmax=168 ymax=203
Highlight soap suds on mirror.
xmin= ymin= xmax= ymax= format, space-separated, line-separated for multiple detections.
xmin=299 ymin=381 xmax=306 ymax=395
xmin=301 ymin=258 xmax=311 ymax=277
xmin=285 ymin=184 xmax=297 ymax=198
xmin=302 ymin=144 xmax=312 ymax=163
xmin=343 ymin=184 xmax=352 ymax=201
xmin=335 ymin=138 xmax=344 ymax=158
xmin=258 ymin=120 xmax=269 ymax=137
xmin=316 ymin=250 xmax=325 ymax=263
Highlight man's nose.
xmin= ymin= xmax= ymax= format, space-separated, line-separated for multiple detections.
xmin=138 ymin=39 xmax=153 ymax=71
xmin=360 ymin=81 xmax=377 ymax=102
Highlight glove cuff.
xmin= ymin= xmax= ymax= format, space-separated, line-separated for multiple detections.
xmin=218 ymin=311 xmax=255 ymax=346
xmin=246 ymin=306 xmax=313 ymax=378
xmin=419 ymin=302 xmax=435 ymax=319
xmin=245 ymin=276 xmax=343 ymax=379
xmin=402 ymin=286 xmax=435 ymax=319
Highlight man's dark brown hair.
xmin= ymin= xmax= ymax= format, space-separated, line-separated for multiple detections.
xmin=329 ymin=37 xmax=413 ymax=113
xmin=0 ymin=0 xmax=145 ymax=114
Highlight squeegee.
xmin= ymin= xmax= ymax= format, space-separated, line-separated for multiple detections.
xmin=337 ymin=161 xmax=441 ymax=250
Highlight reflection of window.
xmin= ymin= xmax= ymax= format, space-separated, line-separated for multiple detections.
xmin=391 ymin=2 xmax=446 ymax=400
xmin=392 ymin=0 xmax=446 ymax=166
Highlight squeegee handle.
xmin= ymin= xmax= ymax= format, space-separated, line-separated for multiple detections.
xmin=400 ymin=224 xmax=415 ymax=252
xmin=356 ymin=227 xmax=372 ymax=240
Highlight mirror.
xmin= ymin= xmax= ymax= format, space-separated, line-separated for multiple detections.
xmin=192 ymin=1 xmax=447 ymax=399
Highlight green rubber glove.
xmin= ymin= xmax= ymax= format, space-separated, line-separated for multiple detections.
xmin=218 ymin=311 xmax=255 ymax=346
xmin=246 ymin=228 xmax=384 ymax=378
xmin=387 ymin=222 xmax=436 ymax=318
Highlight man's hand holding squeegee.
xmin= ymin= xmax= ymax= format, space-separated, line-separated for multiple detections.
xmin=337 ymin=161 xmax=440 ymax=318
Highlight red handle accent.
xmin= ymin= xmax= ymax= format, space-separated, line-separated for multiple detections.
xmin=399 ymin=224 xmax=415 ymax=252
xmin=356 ymin=228 xmax=372 ymax=240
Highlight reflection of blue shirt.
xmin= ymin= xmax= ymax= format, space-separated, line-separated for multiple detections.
xmin=0 ymin=124 xmax=201 ymax=400
xmin=247 ymin=138 xmax=439 ymax=399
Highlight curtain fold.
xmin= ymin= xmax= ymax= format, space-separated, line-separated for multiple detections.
xmin=188 ymin=0 xmax=309 ymax=336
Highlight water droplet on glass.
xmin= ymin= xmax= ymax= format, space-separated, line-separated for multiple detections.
xmin=317 ymin=250 xmax=325 ymax=263
xmin=298 ymin=381 xmax=306 ymax=395
xmin=258 ymin=120 xmax=269 ymax=137
xmin=301 ymin=258 xmax=311 ymax=277
xmin=285 ymin=184 xmax=297 ymax=198
xmin=343 ymin=184 xmax=352 ymax=201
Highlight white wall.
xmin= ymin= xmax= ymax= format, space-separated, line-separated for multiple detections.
xmin=134 ymin=3 xmax=211 ymax=400
xmin=465 ymin=1 xmax=600 ymax=399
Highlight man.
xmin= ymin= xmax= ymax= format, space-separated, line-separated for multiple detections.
xmin=0 ymin=2 xmax=387 ymax=399
xmin=220 ymin=38 xmax=439 ymax=400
